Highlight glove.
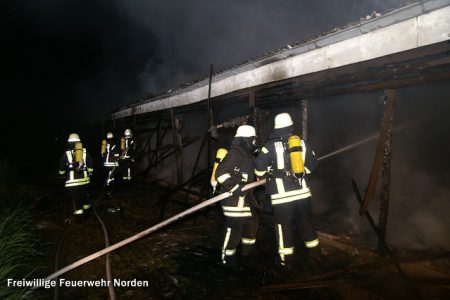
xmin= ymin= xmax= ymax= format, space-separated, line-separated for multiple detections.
xmin=249 ymin=195 xmax=263 ymax=213
xmin=230 ymin=184 xmax=245 ymax=197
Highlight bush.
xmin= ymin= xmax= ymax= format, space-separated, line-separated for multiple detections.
xmin=0 ymin=207 xmax=40 ymax=299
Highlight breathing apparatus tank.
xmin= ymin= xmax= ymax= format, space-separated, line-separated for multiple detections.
xmin=74 ymin=142 xmax=83 ymax=164
xmin=101 ymin=139 xmax=107 ymax=156
xmin=288 ymin=135 xmax=305 ymax=178
xmin=210 ymin=148 xmax=228 ymax=193
xmin=120 ymin=137 xmax=126 ymax=151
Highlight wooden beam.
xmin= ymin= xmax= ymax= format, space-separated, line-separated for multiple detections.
xmin=171 ymin=110 xmax=183 ymax=184
xmin=378 ymin=90 xmax=395 ymax=254
xmin=360 ymin=90 xmax=396 ymax=215
xmin=301 ymin=99 xmax=308 ymax=141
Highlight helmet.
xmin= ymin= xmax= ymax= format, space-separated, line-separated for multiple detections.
xmin=68 ymin=133 xmax=80 ymax=143
xmin=274 ymin=113 xmax=293 ymax=129
xmin=107 ymin=132 xmax=114 ymax=139
xmin=124 ymin=128 xmax=132 ymax=138
xmin=235 ymin=125 xmax=256 ymax=138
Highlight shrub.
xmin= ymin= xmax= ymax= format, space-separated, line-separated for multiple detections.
xmin=0 ymin=207 xmax=39 ymax=299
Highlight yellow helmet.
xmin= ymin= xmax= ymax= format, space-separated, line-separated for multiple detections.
xmin=107 ymin=132 xmax=114 ymax=139
xmin=68 ymin=133 xmax=80 ymax=143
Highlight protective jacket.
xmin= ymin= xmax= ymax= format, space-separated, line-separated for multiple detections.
xmin=59 ymin=147 xmax=93 ymax=188
xmin=216 ymin=141 xmax=255 ymax=218
xmin=120 ymin=137 xmax=135 ymax=180
xmin=121 ymin=138 xmax=135 ymax=159
xmin=254 ymin=127 xmax=317 ymax=205
xmin=103 ymin=140 xmax=119 ymax=167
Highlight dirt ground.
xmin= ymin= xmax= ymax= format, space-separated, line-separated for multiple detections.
xmin=29 ymin=178 xmax=450 ymax=300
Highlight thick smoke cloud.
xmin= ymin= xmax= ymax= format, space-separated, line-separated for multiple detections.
xmin=121 ymin=0 xmax=411 ymax=94
xmin=2 ymin=0 xmax=411 ymax=162
xmin=2 ymin=1 xmax=409 ymax=133
xmin=310 ymin=81 xmax=450 ymax=250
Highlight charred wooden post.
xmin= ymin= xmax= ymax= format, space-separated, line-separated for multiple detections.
xmin=301 ymin=99 xmax=308 ymax=141
xmin=206 ymin=64 xmax=213 ymax=172
xmin=153 ymin=127 xmax=169 ymax=165
xmin=182 ymin=133 xmax=208 ymax=205
xmin=171 ymin=110 xmax=183 ymax=185
xmin=249 ymin=90 xmax=256 ymax=108
xmin=360 ymin=93 xmax=395 ymax=215
xmin=352 ymin=179 xmax=405 ymax=275
xmin=205 ymin=64 xmax=214 ymax=199
xmin=144 ymin=129 xmax=154 ymax=174
xmin=378 ymin=89 xmax=396 ymax=254
xmin=190 ymin=133 xmax=208 ymax=180
xmin=154 ymin=119 xmax=162 ymax=170
xmin=249 ymin=91 xmax=261 ymax=139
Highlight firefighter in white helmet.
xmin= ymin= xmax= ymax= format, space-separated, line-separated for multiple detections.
xmin=255 ymin=113 xmax=319 ymax=267
xmin=58 ymin=133 xmax=94 ymax=221
xmin=119 ymin=128 xmax=136 ymax=182
xmin=215 ymin=125 xmax=260 ymax=269
xmin=101 ymin=132 xmax=119 ymax=198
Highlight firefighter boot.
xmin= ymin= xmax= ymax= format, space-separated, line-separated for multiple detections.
xmin=306 ymin=245 xmax=323 ymax=274
xmin=241 ymin=244 xmax=256 ymax=257
xmin=223 ymin=255 xmax=240 ymax=273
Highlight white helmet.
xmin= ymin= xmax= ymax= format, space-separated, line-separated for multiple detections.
xmin=107 ymin=132 xmax=114 ymax=139
xmin=124 ymin=128 xmax=132 ymax=138
xmin=235 ymin=125 xmax=256 ymax=138
xmin=274 ymin=113 xmax=293 ymax=129
xmin=68 ymin=133 xmax=80 ymax=143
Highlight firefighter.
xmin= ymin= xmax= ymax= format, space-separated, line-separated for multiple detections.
xmin=216 ymin=125 xmax=259 ymax=269
xmin=58 ymin=133 xmax=94 ymax=221
xmin=119 ymin=128 xmax=135 ymax=182
xmin=254 ymin=112 xmax=319 ymax=267
xmin=101 ymin=132 xmax=119 ymax=197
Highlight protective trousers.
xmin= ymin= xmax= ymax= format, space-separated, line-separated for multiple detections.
xmin=67 ymin=184 xmax=91 ymax=215
xmin=121 ymin=159 xmax=132 ymax=181
xmin=221 ymin=212 xmax=259 ymax=265
xmin=104 ymin=166 xmax=115 ymax=197
xmin=272 ymin=197 xmax=319 ymax=265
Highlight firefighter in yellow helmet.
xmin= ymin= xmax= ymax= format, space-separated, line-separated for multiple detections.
xmin=58 ymin=133 xmax=94 ymax=221
xmin=215 ymin=125 xmax=260 ymax=269
xmin=255 ymin=113 xmax=319 ymax=267
xmin=119 ymin=128 xmax=136 ymax=182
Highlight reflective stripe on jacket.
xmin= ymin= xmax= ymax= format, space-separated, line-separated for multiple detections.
xmin=59 ymin=148 xmax=93 ymax=187
xmin=216 ymin=144 xmax=255 ymax=218
xmin=255 ymin=136 xmax=317 ymax=205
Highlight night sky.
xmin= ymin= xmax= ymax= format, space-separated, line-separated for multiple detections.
xmin=2 ymin=0 xmax=410 ymax=163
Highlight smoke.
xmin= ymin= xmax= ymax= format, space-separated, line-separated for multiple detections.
xmin=119 ymin=0 xmax=411 ymax=94
xmin=310 ymin=81 xmax=450 ymax=251
xmin=2 ymin=0 xmax=412 ymax=161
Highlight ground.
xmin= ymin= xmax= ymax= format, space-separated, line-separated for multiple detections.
xmin=27 ymin=178 xmax=450 ymax=299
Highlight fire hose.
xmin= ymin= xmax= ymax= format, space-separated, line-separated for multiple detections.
xmin=40 ymin=149 xmax=329 ymax=284
xmin=39 ymin=121 xmax=417 ymax=286
xmin=41 ymin=179 xmax=265 ymax=283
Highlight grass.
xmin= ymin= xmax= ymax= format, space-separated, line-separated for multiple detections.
xmin=0 ymin=207 xmax=40 ymax=299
